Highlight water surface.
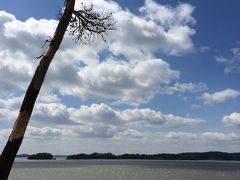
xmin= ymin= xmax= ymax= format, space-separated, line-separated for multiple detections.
xmin=9 ymin=159 xmax=240 ymax=180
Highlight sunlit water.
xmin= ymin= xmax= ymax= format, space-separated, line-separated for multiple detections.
xmin=9 ymin=159 xmax=240 ymax=180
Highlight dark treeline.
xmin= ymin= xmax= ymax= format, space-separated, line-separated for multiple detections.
xmin=27 ymin=153 xmax=54 ymax=160
xmin=66 ymin=151 xmax=240 ymax=160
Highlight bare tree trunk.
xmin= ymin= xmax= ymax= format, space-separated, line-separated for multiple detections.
xmin=0 ymin=1 xmax=75 ymax=179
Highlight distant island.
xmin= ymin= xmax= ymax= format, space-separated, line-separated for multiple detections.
xmin=27 ymin=153 xmax=54 ymax=160
xmin=66 ymin=151 xmax=240 ymax=161
xmin=16 ymin=151 xmax=240 ymax=161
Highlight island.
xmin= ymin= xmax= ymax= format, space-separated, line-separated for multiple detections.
xmin=27 ymin=153 xmax=54 ymax=160
xmin=66 ymin=151 xmax=240 ymax=160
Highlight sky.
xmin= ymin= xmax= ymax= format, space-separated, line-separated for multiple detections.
xmin=0 ymin=0 xmax=240 ymax=155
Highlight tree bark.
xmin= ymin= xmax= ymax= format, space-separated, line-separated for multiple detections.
xmin=0 ymin=0 xmax=75 ymax=179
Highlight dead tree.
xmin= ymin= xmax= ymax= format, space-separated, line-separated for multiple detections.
xmin=0 ymin=0 xmax=114 ymax=179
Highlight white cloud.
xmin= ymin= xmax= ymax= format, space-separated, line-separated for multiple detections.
xmin=0 ymin=51 xmax=33 ymax=96
xmin=200 ymin=132 xmax=239 ymax=142
xmin=0 ymin=92 xmax=63 ymax=127
xmin=70 ymin=125 xmax=117 ymax=138
xmin=76 ymin=0 xmax=196 ymax=59
xmin=0 ymin=11 xmax=56 ymax=97
xmin=32 ymin=102 xmax=204 ymax=131
xmin=0 ymin=95 xmax=203 ymax=136
xmin=0 ymin=1 xmax=214 ymax=154
xmin=27 ymin=126 xmax=62 ymax=138
xmin=215 ymin=56 xmax=228 ymax=64
xmin=2 ymin=14 xmax=56 ymax=59
xmin=0 ymin=96 xmax=22 ymax=124
xmin=32 ymin=102 xmax=77 ymax=126
xmin=201 ymin=89 xmax=240 ymax=105
xmin=34 ymin=102 xmax=202 ymax=139
xmin=162 ymin=82 xmax=207 ymax=94
xmin=0 ymin=129 xmax=11 ymax=140
xmin=46 ymin=0 xmax=197 ymax=105
xmin=108 ymin=0 xmax=195 ymax=59
xmin=215 ymin=48 xmax=240 ymax=74
xmin=0 ymin=0 xmax=198 ymax=105
xmin=121 ymin=108 xmax=203 ymax=127
xmin=57 ymin=59 xmax=179 ymax=105
xmin=199 ymin=46 xmax=210 ymax=53
xmin=160 ymin=131 xmax=239 ymax=144
xmin=69 ymin=103 xmax=122 ymax=126
xmin=75 ymin=0 xmax=121 ymax=14
xmin=37 ymin=90 xmax=61 ymax=103
xmin=0 ymin=96 xmax=22 ymax=109
xmin=2 ymin=123 xmax=240 ymax=153
xmin=192 ymin=104 xmax=201 ymax=109
xmin=0 ymin=108 xmax=18 ymax=124
xmin=143 ymin=0 xmax=195 ymax=26
xmin=222 ymin=112 xmax=240 ymax=128
xmin=161 ymin=131 xmax=198 ymax=143
xmin=14 ymin=128 xmax=240 ymax=153
xmin=117 ymin=129 xmax=145 ymax=139
xmin=69 ymin=103 xmax=203 ymax=129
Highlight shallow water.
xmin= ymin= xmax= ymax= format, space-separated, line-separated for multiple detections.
xmin=9 ymin=159 xmax=240 ymax=180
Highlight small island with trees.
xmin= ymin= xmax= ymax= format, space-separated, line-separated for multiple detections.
xmin=27 ymin=153 xmax=54 ymax=160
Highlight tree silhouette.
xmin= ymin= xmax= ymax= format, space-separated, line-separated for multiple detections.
xmin=0 ymin=0 xmax=114 ymax=179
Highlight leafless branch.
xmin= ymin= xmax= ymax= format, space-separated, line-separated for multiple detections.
xmin=68 ymin=3 xmax=115 ymax=44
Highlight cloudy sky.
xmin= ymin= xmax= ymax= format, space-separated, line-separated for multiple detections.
xmin=0 ymin=0 xmax=240 ymax=155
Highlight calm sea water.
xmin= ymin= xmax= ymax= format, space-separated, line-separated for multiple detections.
xmin=9 ymin=159 xmax=240 ymax=180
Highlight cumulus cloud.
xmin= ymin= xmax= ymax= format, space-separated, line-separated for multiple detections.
xmin=32 ymin=102 xmax=77 ymax=126
xmin=74 ymin=0 xmax=196 ymax=60
xmin=0 ymin=3 xmax=197 ymax=105
xmin=108 ymin=0 xmax=195 ymax=59
xmin=222 ymin=112 xmax=240 ymax=128
xmin=27 ymin=126 xmax=62 ymax=138
xmin=6 ymin=123 xmax=237 ymax=146
xmin=0 ymin=11 xmax=56 ymax=97
xmin=215 ymin=48 xmax=240 ymax=74
xmin=0 ymin=129 xmax=11 ymax=140
xmin=215 ymin=56 xmax=228 ymax=64
xmin=0 ymin=51 xmax=33 ymax=96
xmin=162 ymin=82 xmax=207 ymax=95
xmin=0 ymin=96 xmax=203 ymax=136
xmin=69 ymin=103 xmax=203 ymax=129
xmin=18 ymin=127 xmax=240 ymax=149
xmin=70 ymin=125 xmax=117 ymax=138
xmin=0 ymin=1 xmax=208 ymax=153
xmin=160 ymin=131 xmax=239 ymax=144
xmin=2 ymin=124 xmax=240 ymax=153
xmin=200 ymin=132 xmax=239 ymax=143
xmin=121 ymin=108 xmax=203 ymax=127
xmin=116 ymin=129 xmax=145 ymax=139
xmin=192 ymin=104 xmax=201 ymax=109
xmin=201 ymin=89 xmax=240 ymax=105
xmin=0 ymin=108 xmax=18 ymax=124
xmin=3 ymin=16 xmax=56 ymax=57
xmin=1 ymin=98 xmax=203 ymax=140
xmin=0 ymin=96 xmax=22 ymax=109
xmin=0 ymin=92 xmax=63 ymax=127
xmin=0 ymin=96 xmax=22 ymax=124
xmin=57 ymin=59 xmax=179 ymax=104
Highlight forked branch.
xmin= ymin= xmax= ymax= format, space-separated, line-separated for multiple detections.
xmin=68 ymin=3 xmax=115 ymax=44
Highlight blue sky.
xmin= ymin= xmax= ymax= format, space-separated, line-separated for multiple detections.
xmin=0 ymin=0 xmax=240 ymax=154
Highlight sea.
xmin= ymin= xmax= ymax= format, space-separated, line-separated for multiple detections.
xmin=9 ymin=158 xmax=240 ymax=180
